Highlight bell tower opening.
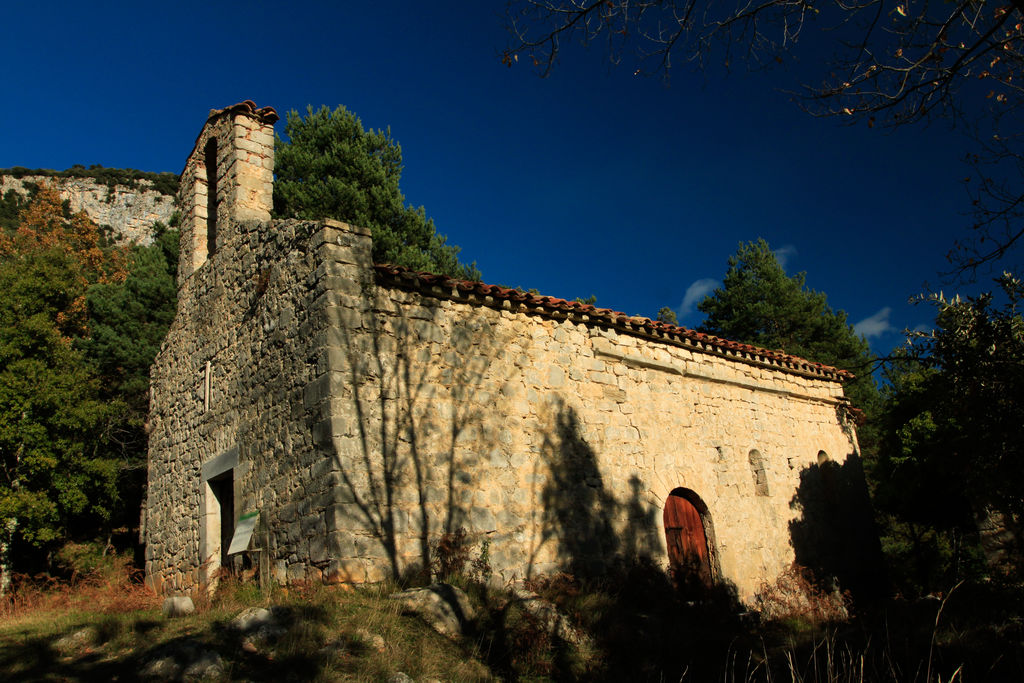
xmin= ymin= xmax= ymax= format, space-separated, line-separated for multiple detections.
xmin=204 ymin=138 xmax=218 ymax=258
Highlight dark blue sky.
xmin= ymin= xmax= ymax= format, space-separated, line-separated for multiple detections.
xmin=1 ymin=1 xmax=990 ymax=354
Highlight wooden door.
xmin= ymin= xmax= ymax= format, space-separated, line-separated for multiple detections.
xmin=664 ymin=492 xmax=712 ymax=587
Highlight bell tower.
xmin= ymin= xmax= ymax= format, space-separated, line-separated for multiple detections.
xmin=177 ymin=100 xmax=279 ymax=283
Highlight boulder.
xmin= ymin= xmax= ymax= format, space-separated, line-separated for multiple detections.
xmin=162 ymin=596 xmax=195 ymax=618
xmin=355 ymin=628 xmax=386 ymax=652
xmin=389 ymin=583 xmax=475 ymax=639
xmin=231 ymin=606 xmax=287 ymax=644
xmin=53 ymin=627 xmax=98 ymax=655
xmin=511 ymin=587 xmax=587 ymax=645
xmin=231 ymin=606 xmax=272 ymax=632
xmin=141 ymin=637 xmax=222 ymax=681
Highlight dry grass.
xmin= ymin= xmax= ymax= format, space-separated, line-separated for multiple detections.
xmin=1 ymin=556 xmax=159 ymax=625
xmin=0 ymin=569 xmax=493 ymax=682
xmin=0 ymin=556 xmax=1017 ymax=682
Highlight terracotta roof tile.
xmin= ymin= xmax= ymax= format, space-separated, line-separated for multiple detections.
xmin=374 ymin=264 xmax=854 ymax=382
xmin=181 ymin=101 xmax=280 ymax=178
xmin=207 ymin=99 xmax=280 ymax=125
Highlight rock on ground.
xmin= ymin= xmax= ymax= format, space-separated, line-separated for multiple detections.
xmin=511 ymin=587 xmax=588 ymax=645
xmin=141 ymin=637 xmax=223 ymax=681
xmin=388 ymin=583 xmax=476 ymax=639
xmin=162 ymin=596 xmax=195 ymax=618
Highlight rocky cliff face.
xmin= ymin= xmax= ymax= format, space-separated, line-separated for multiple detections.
xmin=0 ymin=175 xmax=177 ymax=245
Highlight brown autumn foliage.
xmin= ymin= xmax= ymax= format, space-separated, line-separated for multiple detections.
xmin=0 ymin=182 xmax=127 ymax=337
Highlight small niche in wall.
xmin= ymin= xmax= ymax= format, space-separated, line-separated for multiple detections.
xmin=748 ymin=449 xmax=770 ymax=496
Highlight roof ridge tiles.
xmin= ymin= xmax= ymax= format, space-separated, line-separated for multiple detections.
xmin=371 ymin=263 xmax=853 ymax=382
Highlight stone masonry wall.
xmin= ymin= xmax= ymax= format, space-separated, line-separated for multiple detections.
xmin=146 ymin=101 xmax=865 ymax=601
xmin=0 ymin=175 xmax=175 ymax=244
xmin=314 ymin=233 xmax=861 ymax=601
xmin=147 ymin=213 xmax=862 ymax=602
xmin=145 ymin=217 xmax=360 ymax=592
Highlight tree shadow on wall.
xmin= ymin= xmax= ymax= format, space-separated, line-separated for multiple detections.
xmin=516 ymin=398 xmax=748 ymax=681
xmin=789 ymin=453 xmax=886 ymax=601
xmin=531 ymin=400 xmax=623 ymax=579
xmin=316 ymin=283 xmax=512 ymax=583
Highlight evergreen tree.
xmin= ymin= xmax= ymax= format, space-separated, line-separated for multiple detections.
xmin=656 ymin=306 xmax=678 ymax=325
xmin=273 ymin=105 xmax=480 ymax=280
xmin=77 ymin=222 xmax=180 ymax=545
xmin=697 ymin=239 xmax=879 ymax=421
xmin=82 ymin=222 xmax=179 ymax=415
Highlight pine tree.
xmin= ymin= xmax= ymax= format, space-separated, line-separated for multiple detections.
xmin=273 ymin=105 xmax=480 ymax=280
xmin=697 ymin=239 xmax=879 ymax=417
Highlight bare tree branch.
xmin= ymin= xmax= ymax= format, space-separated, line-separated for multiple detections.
xmin=504 ymin=0 xmax=1024 ymax=279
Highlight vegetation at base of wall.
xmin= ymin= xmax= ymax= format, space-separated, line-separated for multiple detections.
xmin=1 ymin=553 xmax=1022 ymax=682
xmin=0 ymin=165 xmax=179 ymax=197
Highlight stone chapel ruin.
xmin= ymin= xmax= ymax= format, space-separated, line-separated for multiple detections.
xmin=144 ymin=101 xmax=870 ymax=602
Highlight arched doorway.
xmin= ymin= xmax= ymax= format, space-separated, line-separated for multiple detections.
xmin=663 ymin=489 xmax=713 ymax=587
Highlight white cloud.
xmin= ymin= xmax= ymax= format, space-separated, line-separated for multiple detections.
xmin=677 ymin=278 xmax=720 ymax=318
xmin=853 ymin=307 xmax=896 ymax=339
xmin=772 ymin=244 xmax=798 ymax=270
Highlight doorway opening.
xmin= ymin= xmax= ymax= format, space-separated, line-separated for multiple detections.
xmin=663 ymin=488 xmax=715 ymax=588
xmin=207 ymin=470 xmax=235 ymax=571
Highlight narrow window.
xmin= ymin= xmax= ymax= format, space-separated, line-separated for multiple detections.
xmin=204 ymin=138 xmax=218 ymax=258
xmin=204 ymin=361 xmax=212 ymax=411
xmin=748 ymin=449 xmax=770 ymax=496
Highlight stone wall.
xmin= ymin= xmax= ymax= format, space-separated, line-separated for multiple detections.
xmin=0 ymin=174 xmax=175 ymax=244
xmin=313 ymin=233 xmax=863 ymax=600
xmin=145 ymin=215 xmax=351 ymax=591
xmin=146 ymin=101 xmax=869 ymax=602
xmin=147 ymin=214 xmax=865 ymax=602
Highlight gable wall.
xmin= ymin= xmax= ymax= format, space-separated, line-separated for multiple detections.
xmin=145 ymin=217 xmax=370 ymax=592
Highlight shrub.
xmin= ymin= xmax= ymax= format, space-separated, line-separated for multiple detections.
xmin=754 ymin=563 xmax=850 ymax=625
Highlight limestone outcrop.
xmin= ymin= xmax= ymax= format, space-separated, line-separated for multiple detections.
xmin=0 ymin=174 xmax=176 ymax=244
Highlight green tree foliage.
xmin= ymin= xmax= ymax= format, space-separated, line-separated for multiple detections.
xmin=697 ymin=239 xmax=879 ymax=419
xmin=875 ymin=274 xmax=1024 ymax=590
xmin=273 ymin=105 xmax=480 ymax=280
xmin=656 ymin=306 xmax=678 ymax=325
xmin=76 ymin=221 xmax=179 ymax=546
xmin=0 ymin=190 xmax=31 ymax=232
xmin=82 ymin=221 xmax=179 ymax=415
xmin=0 ymin=187 xmax=128 ymax=587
